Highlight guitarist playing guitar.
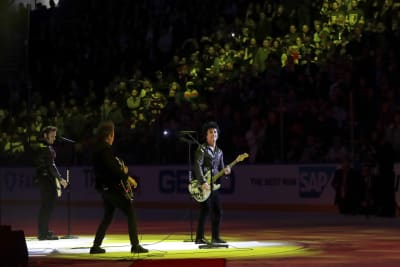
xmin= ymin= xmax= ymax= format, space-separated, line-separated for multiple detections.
xmin=193 ymin=121 xmax=235 ymax=245
xmin=90 ymin=121 xmax=148 ymax=254
xmin=35 ymin=126 xmax=68 ymax=241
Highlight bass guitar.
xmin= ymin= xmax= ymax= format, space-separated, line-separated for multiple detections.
xmin=55 ymin=177 xmax=62 ymax=197
xmin=188 ymin=153 xmax=249 ymax=202
xmin=55 ymin=168 xmax=69 ymax=198
xmin=116 ymin=156 xmax=135 ymax=201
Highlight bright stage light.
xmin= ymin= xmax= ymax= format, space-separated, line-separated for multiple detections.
xmin=25 ymin=235 xmax=313 ymax=260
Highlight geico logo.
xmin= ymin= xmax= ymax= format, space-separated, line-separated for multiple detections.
xmin=158 ymin=169 xmax=191 ymax=193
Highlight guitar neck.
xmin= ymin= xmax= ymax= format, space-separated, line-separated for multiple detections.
xmin=211 ymin=159 xmax=239 ymax=183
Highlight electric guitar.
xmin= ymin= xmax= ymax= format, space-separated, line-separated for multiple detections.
xmin=188 ymin=153 xmax=249 ymax=202
xmin=55 ymin=177 xmax=62 ymax=197
xmin=55 ymin=168 xmax=69 ymax=198
xmin=116 ymin=157 xmax=135 ymax=201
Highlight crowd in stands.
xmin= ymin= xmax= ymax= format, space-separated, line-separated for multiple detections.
xmin=1 ymin=0 xmax=400 ymax=170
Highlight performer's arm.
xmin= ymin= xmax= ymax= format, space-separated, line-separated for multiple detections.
xmin=49 ymin=152 xmax=70 ymax=188
xmin=194 ymin=145 xmax=206 ymax=184
xmin=218 ymin=150 xmax=231 ymax=176
xmin=35 ymin=145 xmax=60 ymax=180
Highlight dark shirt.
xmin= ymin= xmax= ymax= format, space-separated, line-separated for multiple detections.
xmin=92 ymin=140 xmax=129 ymax=190
xmin=34 ymin=141 xmax=62 ymax=185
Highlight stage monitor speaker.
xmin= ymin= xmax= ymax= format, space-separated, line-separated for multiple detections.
xmin=0 ymin=225 xmax=28 ymax=267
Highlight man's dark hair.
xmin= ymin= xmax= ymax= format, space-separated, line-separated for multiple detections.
xmin=201 ymin=121 xmax=220 ymax=139
xmin=41 ymin=125 xmax=57 ymax=137
xmin=96 ymin=121 xmax=115 ymax=141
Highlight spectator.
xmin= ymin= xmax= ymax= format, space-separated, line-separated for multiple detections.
xmin=331 ymin=157 xmax=363 ymax=214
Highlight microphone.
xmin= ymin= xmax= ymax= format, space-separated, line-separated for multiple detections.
xmin=179 ymin=136 xmax=193 ymax=143
xmin=58 ymin=136 xmax=76 ymax=143
xmin=178 ymin=131 xmax=200 ymax=145
xmin=179 ymin=130 xmax=196 ymax=134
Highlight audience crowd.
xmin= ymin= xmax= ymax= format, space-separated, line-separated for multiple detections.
xmin=1 ymin=0 xmax=400 ymax=174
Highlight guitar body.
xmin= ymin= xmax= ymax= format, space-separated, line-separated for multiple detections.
xmin=116 ymin=157 xmax=135 ymax=201
xmin=55 ymin=168 xmax=69 ymax=198
xmin=55 ymin=178 xmax=62 ymax=197
xmin=188 ymin=153 xmax=248 ymax=202
xmin=120 ymin=180 xmax=134 ymax=201
xmin=188 ymin=171 xmax=220 ymax=202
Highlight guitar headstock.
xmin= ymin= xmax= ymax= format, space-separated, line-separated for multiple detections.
xmin=235 ymin=153 xmax=249 ymax=162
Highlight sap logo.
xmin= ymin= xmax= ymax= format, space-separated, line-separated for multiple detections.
xmin=298 ymin=166 xmax=336 ymax=198
xmin=159 ymin=169 xmax=235 ymax=194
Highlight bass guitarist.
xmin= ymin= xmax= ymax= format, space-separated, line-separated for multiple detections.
xmin=34 ymin=125 xmax=68 ymax=240
xmin=90 ymin=121 xmax=148 ymax=254
xmin=194 ymin=121 xmax=231 ymax=245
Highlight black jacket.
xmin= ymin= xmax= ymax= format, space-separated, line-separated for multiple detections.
xmin=194 ymin=144 xmax=225 ymax=185
xmin=34 ymin=141 xmax=62 ymax=186
xmin=92 ymin=140 xmax=129 ymax=191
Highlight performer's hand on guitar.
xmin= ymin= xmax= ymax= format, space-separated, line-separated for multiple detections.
xmin=224 ymin=166 xmax=231 ymax=175
xmin=59 ymin=178 xmax=68 ymax=188
xmin=201 ymin=182 xmax=210 ymax=191
xmin=127 ymin=176 xmax=138 ymax=189
xmin=123 ymin=165 xmax=128 ymax=174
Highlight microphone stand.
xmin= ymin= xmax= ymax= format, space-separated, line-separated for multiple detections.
xmin=179 ymin=131 xmax=199 ymax=242
xmin=61 ymin=167 xmax=78 ymax=239
xmin=57 ymin=137 xmax=78 ymax=239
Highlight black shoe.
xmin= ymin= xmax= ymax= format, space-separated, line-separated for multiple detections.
xmin=38 ymin=233 xmax=59 ymax=240
xmin=131 ymin=244 xmax=148 ymax=253
xmin=90 ymin=246 xmax=106 ymax=254
xmin=195 ymin=238 xmax=208 ymax=244
xmin=212 ymin=238 xmax=227 ymax=243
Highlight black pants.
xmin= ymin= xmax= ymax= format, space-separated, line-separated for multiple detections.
xmin=196 ymin=190 xmax=222 ymax=240
xmin=93 ymin=189 xmax=139 ymax=247
xmin=38 ymin=181 xmax=57 ymax=237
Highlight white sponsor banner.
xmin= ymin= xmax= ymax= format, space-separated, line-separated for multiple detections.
xmin=0 ymin=164 xmax=340 ymax=205
xmin=224 ymin=164 xmax=337 ymax=205
xmin=5 ymin=163 xmax=400 ymax=206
